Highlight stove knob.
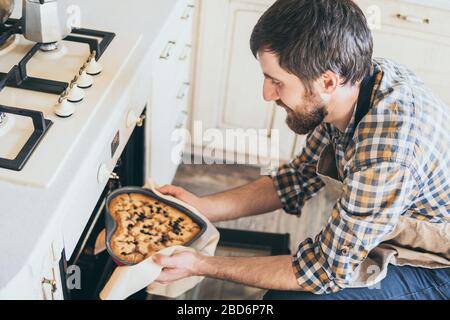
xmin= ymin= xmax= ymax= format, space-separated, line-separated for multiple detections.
xmin=97 ymin=163 xmax=111 ymax=185
xmin=127 ymin=110 xmax=146 ymax=128
xmin=86 ymin=59 xmax=103 ymax=76
xmin=77 ymin=70 xmax=94 ymax=89
xmin=67 ymin=85 xmax=85 ymax=103
xmin=54 ymin=98 xmax=75 ymax=118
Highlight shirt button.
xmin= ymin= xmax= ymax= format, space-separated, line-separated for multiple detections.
xmin=340 ymin=246 xmax=351 ymax=256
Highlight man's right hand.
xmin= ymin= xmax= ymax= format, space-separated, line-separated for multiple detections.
xmin=156 ymin=177 xmax=282 ymax=223
xmin=156 ymin=185 xmax=216 ymax=222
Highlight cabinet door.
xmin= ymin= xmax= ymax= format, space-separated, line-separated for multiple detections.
xmin=192 ymin=0 xmax=296 ymax=162
xmin=216 ymin=0 xmax=272 ymax=131
xmin=36 ymin=245 xmax=63 ymax=300
xmin=355 ymin=0 xmax=450 ymax=105
xmin=148 ymin=0 xmax=196 ymax=185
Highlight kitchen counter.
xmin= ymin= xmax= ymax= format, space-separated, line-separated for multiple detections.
xmin=0 ymin=0 xmax=179 ymax=295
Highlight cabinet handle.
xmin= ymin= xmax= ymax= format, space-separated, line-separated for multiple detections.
xmin=175 ymin=122 xmax=184 ymax=129
xmin=136 ymin=114 xmax=146 ymax=127
xmin=396 ymin=13 xmax=430 ymax=25
xmin=160 ymin=41 xmax=176 ymax=60
xmin=175 ymin=112 xmax=188 ymax=129
xmin=179 ymin=44 xmax=192 ymax=61
xmin=181 ymin=4 xmax=195 ymax=20
xmin=42 ymin=277 xmax=57 ymax=300
xmin=176 ymin=82 xmax=190 ymax=100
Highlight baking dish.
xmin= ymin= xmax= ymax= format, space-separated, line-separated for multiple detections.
xmin=104 ymin=186 xmax=207 ymax=266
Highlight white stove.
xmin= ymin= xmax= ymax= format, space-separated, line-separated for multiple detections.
xmin=0 ymin=0 xmax=186 ymax=297
xmin=0 ymin=18 xmax=143 ymax=188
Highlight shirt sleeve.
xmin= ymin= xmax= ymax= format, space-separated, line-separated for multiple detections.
xmin=292 ymin=161 xmax=419 ymax=294
xmin=270 ymin=125 xmax=330 ymax=216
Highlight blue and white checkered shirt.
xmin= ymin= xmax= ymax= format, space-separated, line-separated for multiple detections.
xmin=271 ymin=58 xmax=450 ymax=294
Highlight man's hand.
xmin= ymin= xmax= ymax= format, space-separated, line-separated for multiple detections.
xmin=156 ymin=185 xmax=216 ymax=221
xmin=157 ymin=177 xmax=283 ymax=223
xmin=153 ymin=252 xmax=302 ymax=291
xmin=153 ymin=251 xmax=203 ymax=285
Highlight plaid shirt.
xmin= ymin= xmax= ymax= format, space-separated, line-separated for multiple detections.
xmin=271 ymin=58 xmax=450 ymax=294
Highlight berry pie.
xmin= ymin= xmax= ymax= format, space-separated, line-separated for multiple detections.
xmin=108 ymin=193 xmax=201 ymax=264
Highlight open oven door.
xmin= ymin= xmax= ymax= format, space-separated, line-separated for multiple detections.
xmin=58 ymin=110 xmax=147 ymax=300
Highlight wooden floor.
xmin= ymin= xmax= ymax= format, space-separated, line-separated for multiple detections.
xmin=150 ymin=162 xmax=335 ymax=300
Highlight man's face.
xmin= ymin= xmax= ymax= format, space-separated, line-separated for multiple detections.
xmin=258 ymin=50 xmax=328 ymax=135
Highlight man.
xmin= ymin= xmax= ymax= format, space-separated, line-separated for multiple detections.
xmin=153 ymin=0 xmax=450 ymax=299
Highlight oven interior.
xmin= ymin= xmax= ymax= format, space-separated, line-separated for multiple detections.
xmin=59 ymin=109 xmax=148 ymax=300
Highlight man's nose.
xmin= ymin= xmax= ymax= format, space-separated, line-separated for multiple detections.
xmin=263 ymin=79 xmax=279 ymax=102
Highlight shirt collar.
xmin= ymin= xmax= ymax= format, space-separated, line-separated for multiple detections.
xmin=326 ymin=61 xmax=383 ymax=143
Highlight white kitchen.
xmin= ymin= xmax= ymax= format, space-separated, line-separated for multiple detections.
xmin=0 ymin=0 xmax=449 ymax=302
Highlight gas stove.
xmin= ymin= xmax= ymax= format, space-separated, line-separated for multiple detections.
xmin=0 ymin=15 xmax=143 ymax=188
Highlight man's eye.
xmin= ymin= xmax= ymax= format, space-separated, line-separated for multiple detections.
xmin=272 ymin=81 xmax=281 ymax=86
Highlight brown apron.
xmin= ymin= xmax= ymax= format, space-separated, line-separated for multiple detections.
xmin=316 ymin=143 xmax=450 ymax=288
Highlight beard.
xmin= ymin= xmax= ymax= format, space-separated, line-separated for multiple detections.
xmin=277 ymin=93 xmax=328 ymax=135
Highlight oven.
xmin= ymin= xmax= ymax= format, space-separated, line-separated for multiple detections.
xmin=58 ymin=109 xmax=148 ymax=300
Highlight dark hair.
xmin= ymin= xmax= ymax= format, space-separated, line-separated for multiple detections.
xmin=250 ymin=0 xmax=373 ymax=91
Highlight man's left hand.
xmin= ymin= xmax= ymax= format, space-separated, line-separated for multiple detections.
xmin=153 ymin=251 xmax=203 ymax=285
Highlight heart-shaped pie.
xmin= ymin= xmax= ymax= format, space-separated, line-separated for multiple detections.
xmin=108 ymin=192 xmax=201 ymax=264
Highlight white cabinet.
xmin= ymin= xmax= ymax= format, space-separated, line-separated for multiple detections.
xmin=38 ymin=247 xmax=60 ymax=300
xmin=355 ymin=0 xmax=450 ymax=105
xmin=147 ymin=0 xmax=196 ymax=185
xmin=191 ymin=0 xmax=297 ymax=164
xmin=195 ymin=0 xmax=450 ymax=162
xmin=28 ymin=239 xmax=64 ymax=300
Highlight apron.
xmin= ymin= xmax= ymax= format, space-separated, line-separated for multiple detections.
xmin=313 ymin=68 xmax=450 ymax=288
xmin=316 ymin=142 xmax=450 ymax=288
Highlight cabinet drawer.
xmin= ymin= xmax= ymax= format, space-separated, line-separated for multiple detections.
xmin=172 ymin=29 xmax=194 ymax=82
xmin=157 ymin=0 xmax=195 ymax=62
xmin=356 ymin=0 xmax=450 ymax=39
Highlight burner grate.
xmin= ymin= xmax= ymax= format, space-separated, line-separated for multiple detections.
xmin=67 ymin=28 xmax=116 ymax=61
xmin=0 ymin=19 xmax=22 ymax=48
xmin=0 ymin=105 xmax=52 ymax=171
xmin=0 ymin=43 xmax=68 ymax=94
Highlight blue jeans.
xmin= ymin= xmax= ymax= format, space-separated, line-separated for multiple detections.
xmin=264 ymin=265 xmax=450 ymax=300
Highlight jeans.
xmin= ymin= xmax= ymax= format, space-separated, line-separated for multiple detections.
xmin=264 ymin=265 xmax=450 ymax=300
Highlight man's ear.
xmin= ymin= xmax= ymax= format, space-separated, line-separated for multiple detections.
xmin=320 ymin=71 xmax=341 ymax=94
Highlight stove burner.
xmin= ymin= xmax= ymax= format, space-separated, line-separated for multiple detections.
xmin=40 ymin=42 xmax=59 ymax=52
xmin=34 ymin=42 xmax=68 ymax=61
